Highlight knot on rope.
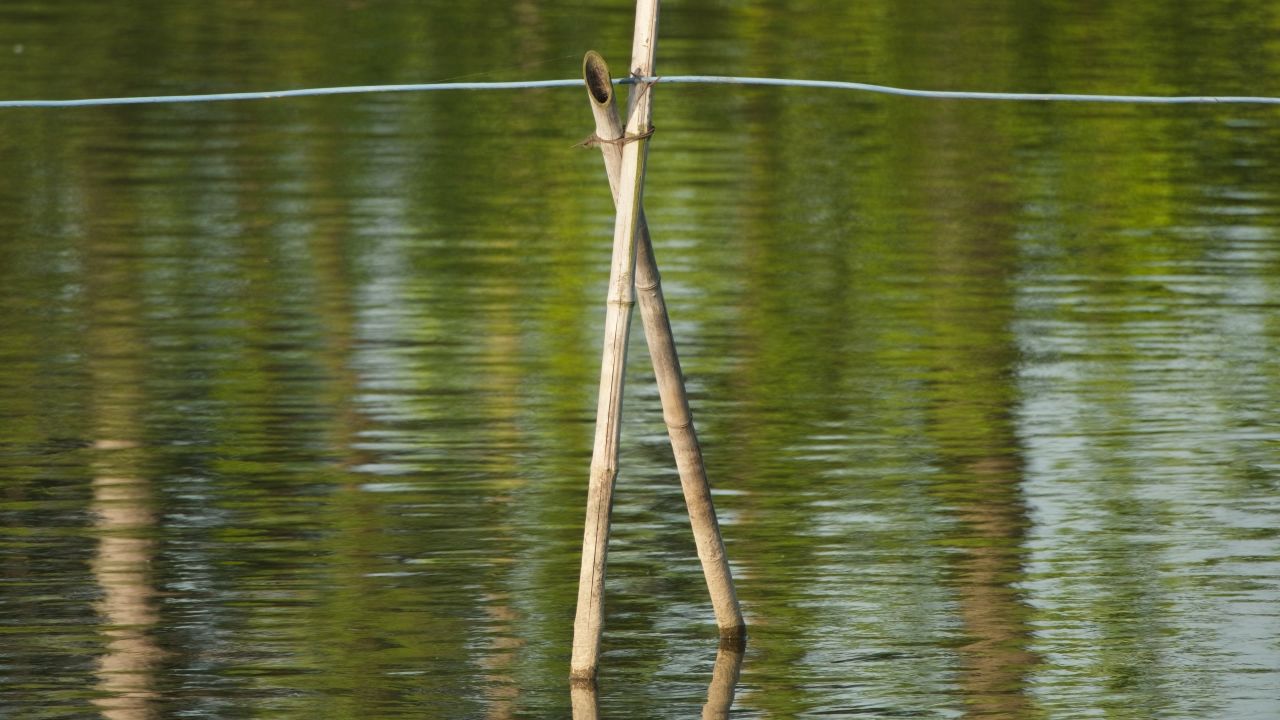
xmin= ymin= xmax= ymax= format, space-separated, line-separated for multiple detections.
xmin=575 ymin=125 xmax=656 ymax=149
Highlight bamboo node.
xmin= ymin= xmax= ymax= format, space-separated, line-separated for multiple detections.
xmin=574 ymin=125 xmax=656 ymax=149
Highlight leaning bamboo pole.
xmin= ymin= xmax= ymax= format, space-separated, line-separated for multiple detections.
xmin=580 ymin=51 xmax=745 ymax=638
xmin=569 ymin=0 xmax=661 ymax=685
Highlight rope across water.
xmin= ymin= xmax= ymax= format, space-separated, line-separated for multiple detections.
xmin=2 ymin=75 xmax=1278 ymax=108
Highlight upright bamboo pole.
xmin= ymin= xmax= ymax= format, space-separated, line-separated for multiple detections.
xmin=570 ymin=0 xmax=661 ymax=685
xmin=580 ymin=51 xmax=745 ymax=638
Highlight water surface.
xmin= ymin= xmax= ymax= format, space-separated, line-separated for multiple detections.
xmin=1 ymin=2 xmax=1278 ymax=718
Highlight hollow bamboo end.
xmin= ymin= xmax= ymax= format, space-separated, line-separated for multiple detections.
xmin=583 ymin=51 xmax=614 ymax=107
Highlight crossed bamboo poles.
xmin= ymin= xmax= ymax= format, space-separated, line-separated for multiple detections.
xmin=569 ymin=0 xmax=745 ymax=685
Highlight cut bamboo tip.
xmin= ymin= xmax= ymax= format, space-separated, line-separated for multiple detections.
xmin=584 ymin=51 xmax=613 ymax=106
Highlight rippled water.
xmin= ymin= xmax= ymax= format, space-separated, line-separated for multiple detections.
xmin=2 ymin=2 xmax=1279 ymax=718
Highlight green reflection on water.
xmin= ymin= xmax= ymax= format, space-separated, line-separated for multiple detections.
xmin=2 ymin=1 xmax=1279 ymax=719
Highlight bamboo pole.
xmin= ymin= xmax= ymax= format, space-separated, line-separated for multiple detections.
xmin=580 ymin=51 xmax=745 ymax=638
xmin=569 ymin=0 xmax=662 ymax=685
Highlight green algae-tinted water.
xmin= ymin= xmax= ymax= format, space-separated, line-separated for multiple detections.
xmin=1 ymin=2 xmax=1278 ymax=718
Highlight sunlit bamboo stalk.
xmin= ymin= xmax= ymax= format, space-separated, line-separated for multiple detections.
xmin=570 ymin=0 xmax=662 ymax=685
xmin=580 ymin=50 xmax=745 ymax=638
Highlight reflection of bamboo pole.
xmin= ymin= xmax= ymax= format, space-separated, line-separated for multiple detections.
xmin=91 ymin=468 xmax=160 ymax=720
xmin=702 ymin=637 xmax=746 ymax=720
xmin=570 ymin=0 xmax=661 ymax=685
xmin=84 ymin=233 xmax=161 ymax=719
xmin=952 ymin=457 xmax=1039 ymax=717
xmin=568 ymin=637 xmax=745 ymax=720
xmin=580 ymin=51 xmax=744 ymax=638
xmin=89 ymin=390 xmax=160 ymax=720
